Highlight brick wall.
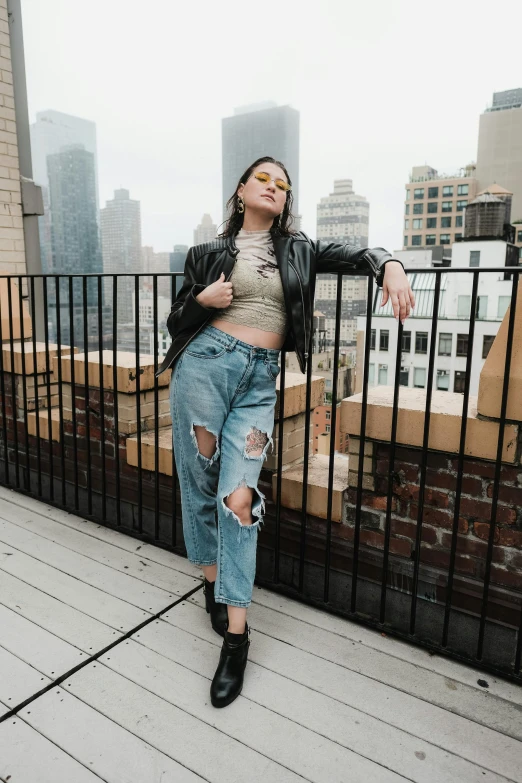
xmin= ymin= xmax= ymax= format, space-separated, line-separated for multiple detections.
xmin=0 ymin=0 xmax=25 ymax=276
xmin=346 ymin=440 xmax=522 ymax=593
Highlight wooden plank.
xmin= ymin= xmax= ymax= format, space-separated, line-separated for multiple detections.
xmin=0 ymin=570 xmax=119 ymax=652
xmin=101 ymin=629 xmax=514 ymax=783
xmin=0 ymin=507 xmax=199 ymax=598
xmin=58 ymin=662 xmax=400 ymax=783
xmin=0 ymin=485 xmax=200 ymax=582
xmin=241 ymin=584 xmax=522 ymax=708
xmin=0 ymin=519 xmax=186 ymax=613
xmin=163 ymin=599 xmax=522 ymax=781
xmin=0 ymin=604 xmax=84 ymax=676
xmin=0 ymin=547 xmax=148 ymax=630
xmin=0 ymin=646 xmax=51 ymax=708
xmin=0 ymin=716 xmax=103 ymax=783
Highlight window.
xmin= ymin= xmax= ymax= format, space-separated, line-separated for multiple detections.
xmin=458 ymin=184 xmax=469 ymax=196
xmin=368 ymin=363 xmax=375 ymax=384
xmin=405 ymin=204 xmax=410 ymax=215
xmin=457 ymin=295 xmax=471 ymax=318
xmin=497 ymin=296 xmax=511 ymax=319
xmin=414 ymin=367 xmax=426 ymax=388
xmin=443 ymin=185 xmax=454 ymax=197
xmin=427 ymin=202 xmax=438 ymax=213
xmin=482 ymin=335 xmax=495 ymax=359
xmin=325 ymin=410 xmax=331 ymax=420
xmin=325 ymin=424 xmax=331 ymax=433
xmin=457 ymin=200 xmax=468 ymax=211
xmin=427 ymin=217 xmax=437 ymax=228
xmin=426 ymin=235 xmax=436 ymax=245
xmin=455 ymin=215 xmax=463 ymax=227
xmin=441 ymin=216 xmax=452 ymax=228
xmin=412 ymin=235 xmax=422 ymax=246
xmin=378 ymin=364 xmax=388 ymax=385
xmin=454 ymin=371 xmax=466 ymax=393
xmin=436 ymin=369 xmax=450 ymax=391
xmin=428 ymin=187 xmax=439 ymax=198
xmin=456 ymin=333 xmax=469 ymax=356
xmin=402 ymin=331 xmax=411 ymax=352
xmin=406 ymin=189 xmax=411 ymax=200
xmin=469 ymin=250 xmax=480 ymax=267
xmin=404 ymin=219 xmax=410 ymax=229
xmin=517 ymin=229 xmax=522 ymax=242
xmin=415 ymin=332 xmax=428 ymax=354
xmin=413 ymin=203 xmax=424 ymax=214
xmin=414 ymin=188 xmax=424 ymax=199
xmin=404 ymin=236 xmax=408 ymax=247
xmin=440 ymin=234 xmax=451 ymax=244
xmin=399 ymin=367 xmax=409 ymax=386
xmin=441 ymin=201 xmax=452 ymax=212
xmin=438 ymin=332 xmax=452 ymax=356
xmin=412 ymin=218 xmax=423 ymax=229
xmin=455 ymin=233 xmax=463 ymax=240
xmin=476 ymin=296 xmax=488 ymax=319
xmin=370 ymin=328 xmax=376 ymax=349
xmin=380 ymin=330 xmax=389 ymax=351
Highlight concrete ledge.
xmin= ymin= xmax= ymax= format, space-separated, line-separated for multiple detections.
xmin=341 ymin=387 xmax=518 ymax=463
xmin=271 ymin=453 xmax=348 ymax=523
xmin=27 ymin=408 xmax=61 ymax=441
xmin=275 ymin=373 xmax=324 ymax=419
xmin=126 ymin=426 xmax=173 ymax=475
xmin=2 ymin=341 xmax=76 ymax=375
xmin=57 ymin=351 xmax=171 ymax=393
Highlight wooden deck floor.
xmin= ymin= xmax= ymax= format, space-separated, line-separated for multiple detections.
xmin=0 ymin=484 xmax=521 ymax=783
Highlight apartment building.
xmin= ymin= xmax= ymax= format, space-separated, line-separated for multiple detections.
xmin=404 ymin=165 xmax=479 ymax=250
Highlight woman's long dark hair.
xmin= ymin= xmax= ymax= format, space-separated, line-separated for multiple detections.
xmin=218 ymin=156 xmax=297 ymax=238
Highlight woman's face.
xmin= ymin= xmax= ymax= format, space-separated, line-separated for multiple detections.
xmin=237 ymin=162 xmax=288 ymax=219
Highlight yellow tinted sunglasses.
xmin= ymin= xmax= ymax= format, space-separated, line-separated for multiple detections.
xmin=252 ymin=171 xmax=292 ymax=192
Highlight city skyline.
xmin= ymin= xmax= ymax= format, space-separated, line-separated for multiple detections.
xmin=21 ymin=0 xmax=521 ymax=257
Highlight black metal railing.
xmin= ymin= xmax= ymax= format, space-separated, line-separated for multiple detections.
xmin=0 ymin=266 xmax=520 ymax=682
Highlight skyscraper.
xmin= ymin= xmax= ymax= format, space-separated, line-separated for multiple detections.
xmin=315 ymin=179 xmax=370 ymax=346
xmin=100 ymin=189 xmax=142 ymax=325
xmin=476 ymin=89 xmax=522 ymax=222
xmin=194 ymin=214 xmax=217 ymax=245
xmin=222 ymin=102 xmax=300 ymax=225
xmin=30 ymin=110 xmax=99 ymax=272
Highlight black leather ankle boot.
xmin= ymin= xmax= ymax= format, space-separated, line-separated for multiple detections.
xmin=203 ymin=578 xmax=228 ymax=638
xmin=210 ymin=624 xmax=250 ymax=708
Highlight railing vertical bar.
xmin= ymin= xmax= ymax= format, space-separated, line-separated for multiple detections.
xmin=380 ymin=317 xmax=403 ymax=624
xmin=55 ymin=276 xmax=66 ymax=506
xmin=0 ymin=274 xmax=8 ymax=485
xmin=7 ymin=276 xmax=20 ymax=487
xmin=170 ymin=273 xmax=177 ymax=547
xmin=17 ymin=276 xmax=30 ymax=490
xmin=68 ymin=276 xmax=79 ymax=510
xmin=112 ymin=276 xmax=121 ymax=526
xmin=153 ymin=274 xmax=160 ymax=540
xmin=274 ymin=351 xmax=286 ymax=584
xmin=298 ymin=311 xmax=314 ymax=593
xmin=29 ymin=276 xmax=42 ymax=496
xmin=82 ymin=276 xmax=92 ymax=515
xmin=135 ymin=274 xmax=143 ymax=534
xmin=351 ymin=274 xmax=373 ymax=613
xmin=409 ymin=273 xmax=442 ymax=634
xmin=42 ymin=277 xmax=54 ymax=500
xmin=442 ymin=271 xmax=479 ymax=647
xmin=97 ymin=275 xmax=106 ymax=521
xmin=323 ymin=274 xmax=343 ymax=603
xmin=477 ymin=271 xmax=519 ymax=662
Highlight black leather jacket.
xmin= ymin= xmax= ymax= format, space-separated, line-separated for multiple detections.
xmin=156 ymin=230 xmax=401 ymax=377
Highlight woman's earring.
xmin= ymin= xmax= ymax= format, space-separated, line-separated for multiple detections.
xmin=237 ymin=195 xmax=245 ymax=214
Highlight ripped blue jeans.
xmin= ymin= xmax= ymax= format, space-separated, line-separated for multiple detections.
xmin=170 ymin=324 xmax=281 ymax=608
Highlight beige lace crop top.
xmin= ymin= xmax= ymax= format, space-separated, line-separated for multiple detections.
xmin=215 ymin=228 xmax=289 ymax=335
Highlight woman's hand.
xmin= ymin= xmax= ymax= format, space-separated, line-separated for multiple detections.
xmin=381 ymin=261 xmax=415 ymax=323
xmin=196 ymin=273 xmax=233 ymax=309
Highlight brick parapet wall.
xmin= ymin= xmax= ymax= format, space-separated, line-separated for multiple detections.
xmin=346 ymin=438 xmax=522 ymax=593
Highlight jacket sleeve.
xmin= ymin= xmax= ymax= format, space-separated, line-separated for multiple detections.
xmin=166 ymin=247 xmax=217 ymax=339
xmin=302 ymin=233 xmax=404 ymax=287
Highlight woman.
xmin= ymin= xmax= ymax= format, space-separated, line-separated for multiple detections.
xmin=156 ymin=156 xmax=414 ymax=709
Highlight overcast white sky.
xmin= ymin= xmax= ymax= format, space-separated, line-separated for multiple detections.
xmin=21 ymin=0 xmax=521 ymax=254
